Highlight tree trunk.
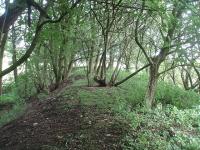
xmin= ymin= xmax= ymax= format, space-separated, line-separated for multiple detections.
xmin=145 ymin=64 xmax=159 ymax=109
xmin=109 ymin=51 xmax=123 ymax=85
xmin=0 ymin=32 xmax=8 ymax=95
xmin=66 ymin=59 xmax=73 ymax=79
xmin=0 ymin=52 xmax=3 ymax=95
xmin=107 ymin=50 xmax=114 ymax=70
xmin=170 ymin=70 xmax=176 ymax=85
xmin=0 ymin=0 xmax=31 ymax=94
xmin=191 ymin=63 xmax=200 ymax=93
xmin=86 ymin=43 xmax=95 ymax=86
xmin=64 ymin=55 xmax=74 ymax=80
xmin=94 ymin=50 xmax=107 ymax=86
xmin=94 ymin=49 xmax=100 ymax=72
xmin=135 ymin=49 xmax=141 ymax=70
xmin=114 ymin=64 xmax=150 ymax=86
xmin=11 ymin=25 xmax=18 ymax=83
xmin=12 ymin=47 xmax=18 ymax=82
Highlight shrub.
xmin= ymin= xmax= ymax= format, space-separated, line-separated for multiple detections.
xmin=114 ymin=72 xmax=200 ymax=109
xmin=156 ymin=81 xmax=200 ymax=109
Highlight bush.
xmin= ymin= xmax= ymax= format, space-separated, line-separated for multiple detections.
xmin=156 ymin=81 xmax=200 ymax=109
xmin=119 ymin=104 xmax=200 ymax=150
xmin=0 ymin=91 xmax=26 ymax=128
xmin=114 ymin=72 xmax=200 ymax=109
xmin=0 ymin=74 xmax=32 ymax=127
xmin=0 ymin=102 xmax=25 ymax=127
xmin=3 ymin=73 xmax=37 ymax=99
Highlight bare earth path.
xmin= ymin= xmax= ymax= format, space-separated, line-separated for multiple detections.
xmin=0 ymin=92 xmax=128 ymax=150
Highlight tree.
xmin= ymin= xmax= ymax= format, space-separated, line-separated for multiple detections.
xmin=0 ymin=0 xmax=81 ymax=94
xmin=134 ymin=1 xmax=186 ymax=109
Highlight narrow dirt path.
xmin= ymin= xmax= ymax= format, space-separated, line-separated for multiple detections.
xmin=0 ymin=96 xmax=81 ymax=150
xmin=0 ymin=94 xmax=128 ymax=150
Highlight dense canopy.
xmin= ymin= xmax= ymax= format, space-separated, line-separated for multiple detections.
xmin=0 ymin=0 xmax=199 ymax=149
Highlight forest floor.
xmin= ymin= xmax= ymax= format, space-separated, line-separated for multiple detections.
xmin=0 ymin=85 xmax=130 ymax=150
xmin=1 ymin=74 xmax=199 ymax=150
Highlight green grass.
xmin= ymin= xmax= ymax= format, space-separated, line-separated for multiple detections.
xmin=71 ymin=69 xmax=200 ymax=108
xmin=156 ymin=81 xmax=200 ymax=108
xmin=79 ymin=87 xmax=116 ymax=106
xmin=0 ymin=93 xmax=26 ymax=127
xmin=0 ymin=103 xmax=26 ymax=127
xmin=64 ymin=71 xmax=200 ymax=149
xmin=112 ymin=73 xmax=200 ymax=109
xmin=78 ymin=88 xmax=200 ymax=149
xmin=1 ymin=69 xmax=199 ymax=149
xmin=0 ymin=93 xmax=19 ymax=104
xmin=119 ymin=104 xmax=200 ymax=150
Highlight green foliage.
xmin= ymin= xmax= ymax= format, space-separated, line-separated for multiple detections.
xmin=4 ymin=73 xmax=37 ymax=99
xmin=0 ymin=102 xmax=25 ymax=127
xmin=0 ymin=74 xmax=31 ymax=127
xmin=114 ymin=73 xmax=200 ymax=109
xmin=1 ymin=68 xmax=199 ymax=149
xmin=58 ymin=74 xmax=200 ymax=150
xmin=156 ymin=81 xmax=200 ymax=109
xmin=1 ymin=0 xmax=200 ymax=148
xmin=0 ymin=93 xmax=18 ymax=104
xmin=119 ymin=104 xmax=200 ymax=150
xmin=70 ymin=71 xmax=200 ymax=149
xmin=70 ymin=68 xmax=88 ymax=86
xmin=69 ymin=71 xmax=200 ymax=109
xmin=116 ymin=74 xmax=147 ymax=107
xmin=0 ymin=91 xmax=26 ymax=127
xmin=79 ymin=87 xmax=115 ymax=107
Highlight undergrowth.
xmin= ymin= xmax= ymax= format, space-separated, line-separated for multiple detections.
xmin=117 ymin=103 xmax=200 ymax=150
xmin=0 ymin=93 xmax=26 ymax=127
xmin=0 ymin=76 xmax=29 ymax=127
xmin=60 ymin=87 xmax=200 ymax=149
xmin=1 ymin=69 xmax=199 ymax=149
xmin=72 ymin=69 xmax=200 ymax=108
xmin=66 ymin=70 xmax=200 ymax=149
xmin=115 ymin=73 xmax=200 ymax=109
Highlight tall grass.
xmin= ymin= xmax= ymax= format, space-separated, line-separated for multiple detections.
xmin=113 ymin=72 xmax=200 ymax=109
xmin=71 ymin=69 xmax=200 ymax=108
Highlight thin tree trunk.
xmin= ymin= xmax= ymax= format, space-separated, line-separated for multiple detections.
xmin=87 ymin=46 xmax=94 ymax=86
xmin=171 ymin=70 xmax=176 ymax=85
xmin=135 ymin=49 xmax=141 ymax=70
xmin=145 ymin=64 xmax=159 ymax=109
xmin=11 ymin=25 xmax=18 ymax=82
xmin=0 ymin=32 xmax=8 ymax=95
xmin=109 ymin=55 xmax=121 ymax=85
xmin=114 ymin=64 xmax=150 ymax=86
xmin=94 ymin=49 xmax=100 ymax=72
xmin=107 ymin=50 xmax=114 ymax=70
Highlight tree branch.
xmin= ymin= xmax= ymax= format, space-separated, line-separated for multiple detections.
xmin=0 ymin=0 xmax=81 ymax=77
xmin=158 ymin=64 xmax=193 ymax=76
xmin=114 ymin=64 xmax=150 ymax=86
xmin=134 ymin=1 xmax=153 ymax=64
